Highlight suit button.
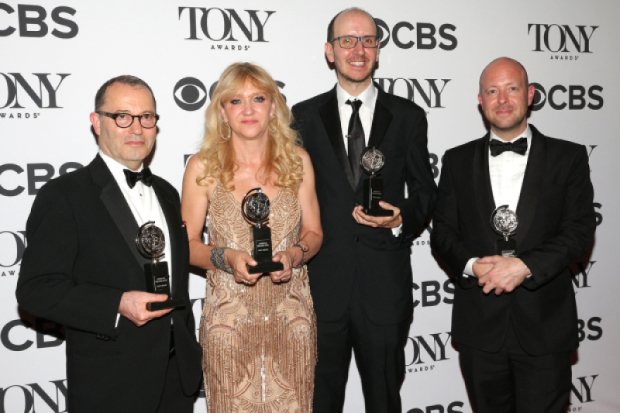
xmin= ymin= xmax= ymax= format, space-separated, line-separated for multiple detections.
xmin=354 ymin=236 xmax=359 ymax=243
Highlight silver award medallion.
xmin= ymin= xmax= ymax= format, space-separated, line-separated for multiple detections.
xmin=360 ymin=146 xmax=386 ymax=177
xmin=491 ymin=205 xmax=519 ymax=237
xmin=242 ymin=190 xmax=270 ymax=225
xmin=136 ymin=221 xmax=166 ymax=260
xmin=491 ymin=205 xmax=518 ymax=257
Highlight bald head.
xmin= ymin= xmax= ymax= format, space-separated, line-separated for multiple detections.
xmin=327 ymin=7 xmax=377 ymax=42
xmin=479 ymin=57 xmax=529 ymax=94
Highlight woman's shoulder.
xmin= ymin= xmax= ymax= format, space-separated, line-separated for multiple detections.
xmin=294 ymin=146 xmax=310 ymax=161
xmin=184 ymin=153 xmax=217 ymax=191
xmin=186 ymin=153 xmax=206 ymax=172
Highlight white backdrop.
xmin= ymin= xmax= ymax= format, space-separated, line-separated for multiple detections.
xmin=1 ymin=1 xmax=618 ymax=412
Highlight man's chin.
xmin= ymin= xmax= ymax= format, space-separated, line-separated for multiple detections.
xmin=338 ymin=71 xmax=373 ymax=86
xmin=492 ymin=122 xmax=526 ymax=135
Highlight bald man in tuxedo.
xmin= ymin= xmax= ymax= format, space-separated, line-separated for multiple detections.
xmin=431 ymin=57 xmax=596 ymax=413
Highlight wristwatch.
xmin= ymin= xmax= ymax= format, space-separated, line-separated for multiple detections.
xmin=291 ymin=242 xmax=309 ymax=268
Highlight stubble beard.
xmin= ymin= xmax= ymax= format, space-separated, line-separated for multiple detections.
xmin=490 ymin=112 xmax=528 ymax=136
xmin=335 ymin=60 xmax=375 ymax=90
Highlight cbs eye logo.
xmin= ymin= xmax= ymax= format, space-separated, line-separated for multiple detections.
xmin=530 ymin=82 xmax=603 ymax=111
xmin=173 ymin=77 xmax=287 ymax=111
xmin=173 ymin=77 xmax=210 ymax=111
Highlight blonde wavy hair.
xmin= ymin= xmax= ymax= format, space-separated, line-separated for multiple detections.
xmin=196 ymin=62 xmax=303 ymax=191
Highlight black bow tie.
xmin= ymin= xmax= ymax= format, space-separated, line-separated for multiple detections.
xmin=124 ymin=168 xmax=153 ymax=188
xmin=489 ymin=137 xmax=528 ymax=157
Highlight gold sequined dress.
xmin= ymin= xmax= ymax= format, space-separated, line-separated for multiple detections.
xmin=201 ymin=183 xmax=317 ymax=413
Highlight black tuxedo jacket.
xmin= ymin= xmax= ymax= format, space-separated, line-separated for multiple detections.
xmin=292 ymin=84 xmax=437 ymax=326
xmin=431 ymin=125 xmax=596 ymax=355
xmin=17 ymin=155 xmax=202 ymax=413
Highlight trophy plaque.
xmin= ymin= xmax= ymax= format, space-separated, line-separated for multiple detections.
xmin=136 ymin=221 xmax=186 ymax=311
xmin=241 ymin=188 xmax=284 ymax=274
xmin=491 ymin=205 xmax=519 ymax=258
xmin=360 ymin=147 xmax=393 ymax=217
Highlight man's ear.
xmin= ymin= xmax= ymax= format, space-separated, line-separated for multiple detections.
xmin=527 ymin=84 xmax=535 ymax=106
xmin=325 ymin=42 xmax=335 ymax=63
xmin=90 ymin=112 xmax=101 ymax=135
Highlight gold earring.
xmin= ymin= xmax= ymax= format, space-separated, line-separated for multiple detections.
xmin=220 ymin=122 xmax=231 ymax=140
xmin=268 ymin=115 xmax=279 ymax=134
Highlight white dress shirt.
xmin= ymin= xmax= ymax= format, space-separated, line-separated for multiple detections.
xmin=99 ymin=151 xmax=173 ymax=322
xmin=336 ymin=82 xmax=377 ymax=147
xmin=336 ymin=83 xmax=401 ymax=236
xmin=463 ymin=125 xmax=532 ymax=276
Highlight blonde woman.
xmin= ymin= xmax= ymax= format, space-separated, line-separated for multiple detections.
xmin=181 ymin=62 xmax=321 ymax=412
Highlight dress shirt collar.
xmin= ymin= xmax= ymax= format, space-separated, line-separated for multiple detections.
xmin=336 ymin=82 xmax=377 ymax=113
xmin=99 ymin=150 xmax=144 ymax=190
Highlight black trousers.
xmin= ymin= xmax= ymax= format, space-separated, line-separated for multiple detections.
xmin=155 ymin=353 xmax=196 ymax=413
xmin=313 ymin=280 xmax=410 ymax=413
xmin=459 ymin=321 xmax=572 ymax=413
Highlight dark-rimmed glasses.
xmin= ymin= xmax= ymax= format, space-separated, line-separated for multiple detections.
xmin=330 ymin=35 xmax=379 ymax=49
xmin=97 ymin=111 xmax=159 ymax=129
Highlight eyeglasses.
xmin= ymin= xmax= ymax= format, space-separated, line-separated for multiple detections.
xmin=331 ymin=35 xmax=379 ymax=49
xmin=97 ymin=111 xmax=159 ymax=129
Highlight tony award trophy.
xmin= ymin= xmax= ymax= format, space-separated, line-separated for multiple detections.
xmin=491 ymin=205 xmax=519 ymax=258
xmin=241 ymin=188 xmax=284 ymax=274
xmin=136 ymin=221 xmax=186 ymax=311
xmin=360 ymin=146 xmax=393 ymax=217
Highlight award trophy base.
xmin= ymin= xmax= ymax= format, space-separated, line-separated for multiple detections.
xmin=248 ymin=261 xmax=285 ymax=274
xmin=248 ymin=226 xmax=284 ymax=274
xmin=145 ymin=261 xmax=186 ymax=311
xmin=363 ymin=178 xmax=393 ymax=217
xmin=147 ymin=297 xmax=186 ymax=311
xmin=498 ymin=238 xmax=517 ymax=258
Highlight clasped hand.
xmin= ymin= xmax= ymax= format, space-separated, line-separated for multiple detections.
xmin=474 ymin=256 xmax=531 ymax=295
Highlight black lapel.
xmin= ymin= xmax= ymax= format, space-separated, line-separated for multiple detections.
xmin=368 ymin=88 xmax=393 ymax=149
xmin=514 ymin=125 xmax=546 ymax=246
xmin=319 ymin=87 xmax=356 ymax=190
xmin=472 ymin=135 xmax=499 ymax=245
xmin=152 ymin=181 xmax=181 ymax=295
xmin=91 ymin=155 xmax=146 ymax=269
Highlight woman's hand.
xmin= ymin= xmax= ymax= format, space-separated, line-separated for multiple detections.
xmin=269 ymin=249 xmax=297 ymax=283
xmin=225 ymin=249 xmax=261 ymax=285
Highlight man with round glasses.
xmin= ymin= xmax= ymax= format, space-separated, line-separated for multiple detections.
xmin=292 ymin=7 xmax=437 ymax=413
xmin=17 ymin=75 xmax=201 ymax=413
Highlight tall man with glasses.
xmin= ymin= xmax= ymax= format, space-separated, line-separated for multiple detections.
xmin=17 ymin=75 xmax=202 ymax=413
xmin=292 ymin=7 xmax=436 ymax=413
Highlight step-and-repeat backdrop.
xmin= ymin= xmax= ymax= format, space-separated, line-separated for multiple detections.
xmin=2 ymin=1 xmax=618 ymax=412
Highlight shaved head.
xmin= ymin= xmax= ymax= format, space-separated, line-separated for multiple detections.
xmin=327 ymin=7 xmax=377 ymax=42
xmin=479 ymin=57 xmax=529 ymax=94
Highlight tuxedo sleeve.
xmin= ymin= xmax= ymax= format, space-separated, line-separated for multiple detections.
xmin=398 ymin=112 xmax=437 ymax=239
xmin=519 ymin=146 xmax=595 ymax=290
xmin=16 ymin=183 xmax=124 ymax=338
xmin=430 ymin=150 xmax=477 ymax=289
